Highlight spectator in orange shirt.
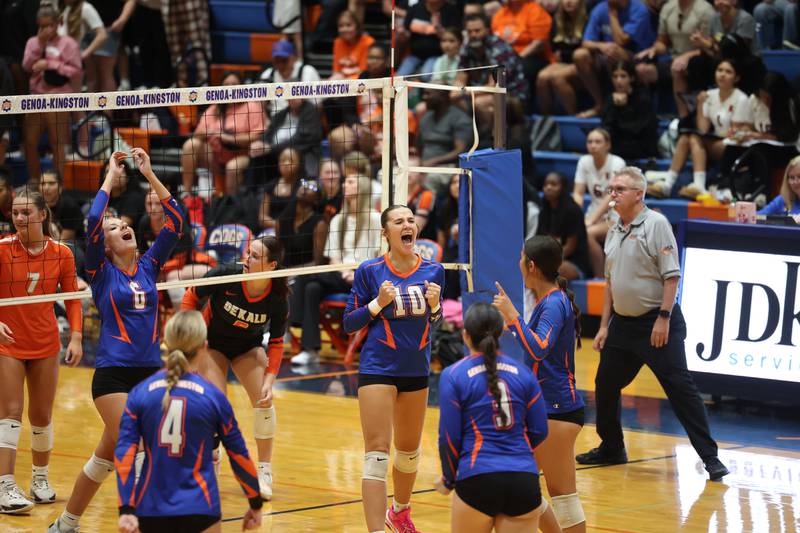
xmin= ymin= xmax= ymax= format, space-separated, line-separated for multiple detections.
xmin=492 ymin=0 xmax=553 ymax=107
xmin=331 ymin=10 xmax=375 ymax=80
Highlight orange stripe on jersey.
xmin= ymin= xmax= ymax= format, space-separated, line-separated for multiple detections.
xmin=193 ymin=441 xmax=212 ymax=508
xmin=565 ymin=351 xmax=576 ymax=403
xmin=523 ymin=429 xmax=534 ymax=453
xmin=418 ymin=320 xmax=430 ymax=350
xmin=510 ymin=319 xmax=541 ymax=361
xmin=469 ymin=417 xmax=483 ymax=468
xmin=181 ymin=287 xmax=201 ymax=311
xmin=527 ymin=390 xmax=542 ymax=408
xmin=124 ymin=406 xmax=138 ymax=421
xmin=161 ymin=199 xmax=183 ymax=231
xmin=532 ymin=327 xmax=552 ymax=350
xmin=114 ymin=443 xmax=138 ymax=487
xmin=227 ymin=451 xmax=259 ymax=499
xmin=383 ymin=254 xmax=421 ymax=278
xmin=135 ymin=446 xmax=153 ymax=507
xmin=445 ymin=431 xmax=459 ymax=458
xmin=221 ymin=417 xmax=234 ymax=437
xmin=377 ymin=317 xmax=397 ymax=349
xmin=151 ymin=307 xmax=158 ymax=344
xmin=109 ymin=289 xmax=132 ymax=344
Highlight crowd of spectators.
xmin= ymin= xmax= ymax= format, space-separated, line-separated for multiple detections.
xmin=1 ymin=0 xmax=800 ymax=363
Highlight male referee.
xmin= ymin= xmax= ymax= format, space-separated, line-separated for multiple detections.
xmin=576 ymin=167 xmax=729 ymax=481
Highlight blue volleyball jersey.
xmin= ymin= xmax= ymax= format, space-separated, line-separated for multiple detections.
xmin=115 ymin=370 xmax=261 ymax=518
xmin=506 ymin=288 xmax=584 ymax=414
xmin=86 ymin=190 xmax=182 ymax=368
xmin=343 ymin=255 xmax=445 ymax=377
xmin=438 ymin=354 xmax=548 ymax=486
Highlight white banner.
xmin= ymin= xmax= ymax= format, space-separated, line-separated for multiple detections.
xmin=681 ymin=247 xmax=800 ymax=383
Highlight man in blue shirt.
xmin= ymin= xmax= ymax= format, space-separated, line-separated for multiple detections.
xmin=572 ymin=0 xmax=655 ymax=116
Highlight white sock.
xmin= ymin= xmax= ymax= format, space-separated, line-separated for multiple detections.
xmin=59 ymin=511 xmax=81 ymax=530
xmin=32 ymin=465 xmax=48 ymax=478
xmin=693 ymin=171 xmax=707 ymax=189
xmin=392 ymin=499 xmax=410 ymax=513
xmin=258 ymin=461 xmax=272 ymax=473
xmin=666 ymin=170 xmax=679 ymax=187
xmin=369 ymin=530 xmax=386 ymax=533
xmin=0 ymin=474 xmax=14 ymax=487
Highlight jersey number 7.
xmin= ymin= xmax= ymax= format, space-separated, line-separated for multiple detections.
xmin=159 ymin=397 xmax=187 ymax=457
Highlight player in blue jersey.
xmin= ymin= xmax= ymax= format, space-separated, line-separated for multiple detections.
xmin=49 ymin=149 xmax=183 ymax=533
xmin=493 ymin=235 xmax=586 ymax=533
xmin=115 ymin=310 xmax=262 ymax=533
xmin=181 ymin=235 xmax=289 ymax=500
xmin=343 ymin=204 xmax=444 ymax=533
xmin=435 ymin=302 xmax=548 ymax=532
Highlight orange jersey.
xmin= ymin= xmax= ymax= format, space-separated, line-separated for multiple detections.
xmin=0 ymin=236 xmax=82 ymax=359
xmin=332 ymin=34 xmax=375 ymax=79
xmin=492 ymin=2 xmax=553 ymax=61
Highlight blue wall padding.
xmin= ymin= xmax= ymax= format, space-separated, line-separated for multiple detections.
xmin=459 ymin=149 xmax=525 ymax=361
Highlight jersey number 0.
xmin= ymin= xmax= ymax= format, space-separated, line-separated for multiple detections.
xmin=159 ymin=397 xmax=186 ymax=457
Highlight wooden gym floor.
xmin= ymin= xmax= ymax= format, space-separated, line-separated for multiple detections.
xmin=3 ymin=343 xmax=799 ymax=532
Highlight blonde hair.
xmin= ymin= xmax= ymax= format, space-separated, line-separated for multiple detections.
xmin=337 ymin=174 xmax=373 ymax=254
xmin=162 ymin=311 xmax=207 ymax=410
xmin=554 ymin=0 xmax=588 ymax=44
xmin=780 ymin=155 xmax=800 ymax=212
xmin=342 ymin=151 xmax=371 ymax=178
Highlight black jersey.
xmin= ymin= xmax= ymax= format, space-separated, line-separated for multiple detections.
xmin=182 ymin=263 xmax=288 ymax=372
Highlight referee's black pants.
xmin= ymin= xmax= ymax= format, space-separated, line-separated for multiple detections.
xmin=595 ymin=305 xmax=719 ymax=461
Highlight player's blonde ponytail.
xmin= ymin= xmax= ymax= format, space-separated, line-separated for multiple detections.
xmin=162 ymin=311 xmax=207 ymax=410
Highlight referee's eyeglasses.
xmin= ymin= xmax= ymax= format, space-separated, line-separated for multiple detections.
xmin=606 ymin=185 xmax=641 ymax=195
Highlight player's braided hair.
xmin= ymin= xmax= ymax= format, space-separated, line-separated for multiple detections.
xmin=463 ymin=302 xmax=507 ymax=426
xmin=523 ymin=236 xmax=582 ymax=347
xmin=162 ymin=311 xmax=207 ymax=410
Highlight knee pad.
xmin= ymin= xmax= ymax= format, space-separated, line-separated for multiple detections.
xmin=253 ymin=406 xmax=276 ymax=440
xmin=30 ymin=424 xmax=53 ymax=452
xmin=82 ymin=454 xmax=114 ymax=483
xmin=552 ymin=493 xmax=585 ymax=528
xmin=363 ymin=451 xmax=389 ymax=482
xmin=393 ymin=448 xmax=421 ymax=474
xmin=0 ymin=419 xmax=21 ymax=450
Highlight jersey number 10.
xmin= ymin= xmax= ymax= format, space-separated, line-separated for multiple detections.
xmin=159 ymin=397 xmax=187 ymax=457
xmin=393 ymin=286 xmax=427 ymax=317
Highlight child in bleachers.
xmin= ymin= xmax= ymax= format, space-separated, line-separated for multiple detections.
xmin=430 ymin=27 xmax=462 ymax=84
xmin=650 ymin=58 xmax=748 ymax=199
xmin=535 ymin=0 xmax=589 ymax=114
xmin=397 ymin=0 xmax=462 ymax=78
xmin=602 ymin=60 xmax=658 ymax=160
xmin=572 ymin=128 xmax=625 ymax=278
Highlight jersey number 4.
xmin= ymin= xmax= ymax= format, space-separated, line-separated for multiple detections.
xmin=159 ymin=397 xmax=186 ymax=457
xmin=491 ymin=380 xmax=514 ymax=430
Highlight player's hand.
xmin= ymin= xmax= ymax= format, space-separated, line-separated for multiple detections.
xmin=697 ymin=90 xmax=709 ymax=106
xmin=118 ymin=513 xmax=140 ymax=533
xmin=0 ymin=321 xmax=15 ymax=345
xmin=131 ymin=147 xmax=153 ymax=177
xmin=376 ymin=280 xmax=397 ymax=307
xmin=258 ymin=373 xmax=276 ymax=407
xmin=341 ymin=269 xmax=355 ymax=284
xmin=32 ymin=58 xmax=49 ymax=73
xmin=593 ymin=326 xmax=608 ymax=351
xmin=433 ymin=476 xmax=451 ymax=495
xmin=242 ymin=507 xmax=262 ymax=530
xmin=64 ymin=334 xmax=83 ymax=366
xmin=651 ymin=316 xmax=670 ymax=348
xmin=106 ymin=151 xmax=128 ymax=182
xmin=424 ymin=280 xmax=441 ymax=309
xmin=492 ymin=282 xmax=519 ymax=324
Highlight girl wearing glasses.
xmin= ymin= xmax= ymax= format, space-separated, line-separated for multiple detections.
xmin=181 ymin=235 xmax=289 ymax=501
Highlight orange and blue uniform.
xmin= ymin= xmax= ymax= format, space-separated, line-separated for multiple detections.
xmin=0 ymin=236 xmax=82 ymax=359
xmin=506 ymin=289 xmax=583 ymax=414
xmin=438 ymin=353 xmax=548 ymax=488
xmin=86 ymin=190 xmax=182 ymax=368
xmin=115 ymin=370 xmax=262 ymax=518
xmin=343 ymin=255 xmax=444 ymax=377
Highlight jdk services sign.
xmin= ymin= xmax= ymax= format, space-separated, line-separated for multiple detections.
xmin=681 ymin=248 xmax=800 ymax=383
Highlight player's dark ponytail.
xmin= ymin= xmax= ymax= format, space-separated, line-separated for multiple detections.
xmin=162 ymin=311 xmax=207 ymax=410
xmin=524 ymin=236 xmax=581 ymax=347
xmin=464 ymin=302 xmax=507 ymax=426
xmin=257 ymin=235 xmax=289 ymax=298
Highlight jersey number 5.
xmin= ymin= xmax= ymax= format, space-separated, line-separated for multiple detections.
xmin=159 ymin=397 xmax=186 ymax=457
xmin=492 ymin=380 xmax=514 ymax=430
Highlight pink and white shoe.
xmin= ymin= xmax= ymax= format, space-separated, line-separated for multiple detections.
xmin=385 ymin=506 xmax=422 ymax=533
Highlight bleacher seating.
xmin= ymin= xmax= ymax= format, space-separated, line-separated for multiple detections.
xmin=209 ymin=0 xmax=275 ymax=33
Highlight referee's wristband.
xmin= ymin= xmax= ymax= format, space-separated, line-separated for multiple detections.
xmin=368 ymin=298 xmax=384 ymax=317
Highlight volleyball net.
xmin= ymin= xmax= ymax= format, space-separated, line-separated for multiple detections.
xmin=0 ymin=69 xmax=506 ymax=312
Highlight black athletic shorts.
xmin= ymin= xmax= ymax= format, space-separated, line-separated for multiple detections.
xmin=456 ymin=472 xmax=542 ymax=517
xmin=92 ymin=366 xmax=161 ymax=400
xmin=358 ymin=373 xmax=429 ymax=393
xmin=547 ymin=407 xmax=585 ymax=427
xmin=208 ymin=334 xmax=263 ymax=361
xmin=137 ymin=514 xmax=220 ymax=533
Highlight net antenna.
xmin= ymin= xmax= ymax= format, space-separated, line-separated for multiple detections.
xmin=392 ymin=67 xmax=508 ymax=292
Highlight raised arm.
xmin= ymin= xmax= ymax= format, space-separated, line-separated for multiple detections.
xmin=86 ymin=153 xmax=128 ymax=277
